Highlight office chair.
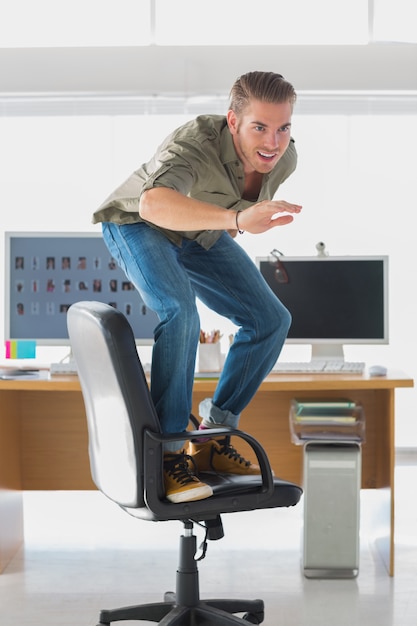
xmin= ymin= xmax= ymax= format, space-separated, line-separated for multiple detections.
xmin=67 ymin=301 xmax=302 ymax=625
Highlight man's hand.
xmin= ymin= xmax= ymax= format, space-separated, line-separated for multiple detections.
xmin=237 ymin=200 xmax=302 ymax=235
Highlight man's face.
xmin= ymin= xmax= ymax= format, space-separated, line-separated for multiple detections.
xmin=227 ymin=99 xmax=293 ymax=175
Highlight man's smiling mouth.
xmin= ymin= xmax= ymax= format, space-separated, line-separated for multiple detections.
xmin=258 ymin=151 xmax=276 ymax=160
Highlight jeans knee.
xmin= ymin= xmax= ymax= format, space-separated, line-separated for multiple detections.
xmin=161 ymin=301 xmax=200 ymax=344
xmin=263 ymin=301 xmax=291 ymax=341
xmin=281 ymin=305 xmax=292 ymax=335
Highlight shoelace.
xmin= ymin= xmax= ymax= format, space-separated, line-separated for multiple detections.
xmin=164 ymin=453 xmax=198 ymax=485
xmin=215 ymin=437 xmax=251 ymax=468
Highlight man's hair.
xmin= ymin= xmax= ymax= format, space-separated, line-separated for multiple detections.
xmin=229 ymin=71 xmax=297 ymax=115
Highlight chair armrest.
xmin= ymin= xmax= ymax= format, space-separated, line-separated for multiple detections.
xmin=142 ymin=427 xmax=276 ymax=518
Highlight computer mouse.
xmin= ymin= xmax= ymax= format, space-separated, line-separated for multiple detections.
xmin=368 ymin=364 xmax=387 ymax=377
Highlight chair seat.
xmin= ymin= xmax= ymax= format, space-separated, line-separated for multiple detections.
xmin=123 ymin=474 xmax=301 ymax=522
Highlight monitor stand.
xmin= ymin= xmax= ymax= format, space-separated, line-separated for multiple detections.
xmin=49 ymin=350 xmax=78 ymax=375
xmin=311 ymin=344 xmax=345 ymax=362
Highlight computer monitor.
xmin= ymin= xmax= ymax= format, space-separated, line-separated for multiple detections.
xmin=5 ymin=231 xmax=160 ymax=346
xmin=257 ymin=255 xmax=389 ymax=361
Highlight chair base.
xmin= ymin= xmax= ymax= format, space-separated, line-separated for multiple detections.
xmin=96 ymin=521 xmax=265 ymax=625
xmin=98 ymin=595 xmax=264 ymax=624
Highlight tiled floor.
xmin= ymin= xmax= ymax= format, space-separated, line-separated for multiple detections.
xmin=1 ymin=458 xmax=416 ymax=625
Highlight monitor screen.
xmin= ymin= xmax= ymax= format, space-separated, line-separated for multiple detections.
xmin=257 ymin=255 xmax=389 ymax=360
xmin=5 ymin=232 xmax=160 ymax=346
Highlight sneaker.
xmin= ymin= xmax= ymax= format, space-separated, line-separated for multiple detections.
xmin=188 ymin=437 xmax=261 ymax=476
xmin=163 ymin=452 xmax=213 ymax=503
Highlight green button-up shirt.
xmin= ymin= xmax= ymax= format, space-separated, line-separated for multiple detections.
xmin=92 ymin=114 xmax=297 ymax=250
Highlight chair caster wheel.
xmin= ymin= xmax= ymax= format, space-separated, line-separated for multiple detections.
xmin=243 ymin=611 xmax=264 ymax=624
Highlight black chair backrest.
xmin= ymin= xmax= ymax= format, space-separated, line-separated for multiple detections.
xmin=67 ymin=301 xmax=160 ymax=508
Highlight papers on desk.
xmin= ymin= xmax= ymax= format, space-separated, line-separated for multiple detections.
xmin=0 ymin=368 xmax=45 ymax=380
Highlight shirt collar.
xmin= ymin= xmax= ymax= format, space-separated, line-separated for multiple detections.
xmin=220 ymin=124 xmax=240 ymax=165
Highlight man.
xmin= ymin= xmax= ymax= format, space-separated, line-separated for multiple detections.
xmin=93 ymin=71 xmax=302 ymax=503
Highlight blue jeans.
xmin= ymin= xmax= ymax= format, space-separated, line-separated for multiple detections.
xmin=102 ymin=222 xmax=291 ymax=451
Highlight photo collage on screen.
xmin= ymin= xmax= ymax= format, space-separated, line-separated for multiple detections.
xmin=8 ymin=235 xmax=158 ymax=342
xmin=13 ymin=253 xmax=144 ymax=318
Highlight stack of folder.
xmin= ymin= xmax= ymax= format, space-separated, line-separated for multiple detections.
xmin=289 ymin=398 xmax=365 ymax=444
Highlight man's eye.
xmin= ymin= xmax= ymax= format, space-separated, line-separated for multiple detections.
xmin=254 ymin=125 xmax=265 ymax=132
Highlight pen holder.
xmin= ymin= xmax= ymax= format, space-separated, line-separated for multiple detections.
xmin=198 ymin=342 xmax=222 ymax=372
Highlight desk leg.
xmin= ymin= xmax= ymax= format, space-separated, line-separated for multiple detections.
xmin=344 ymin=388 xmax=395 ymax=576
xmin=373 ymin=389 xmax=396 ymax=576
xmin=0 ymin=490 xmax=24 ymax=573
xmin=0 ymin=391 xmax=24 ymax=573
xmin=367 ymin=487 xmax=393 ymax=576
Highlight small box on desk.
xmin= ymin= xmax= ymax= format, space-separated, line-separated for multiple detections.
xmin=198 ymin=342 xmax=222 ymax=373
xmin=289 ymin=398 xmax=365 ymax=445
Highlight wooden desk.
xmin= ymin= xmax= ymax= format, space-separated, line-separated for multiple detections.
xmin=0 ymin=371 xmax=413 ymax=575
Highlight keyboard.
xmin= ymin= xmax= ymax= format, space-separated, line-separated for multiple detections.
xmin=50 ymin=361 xmax=78 ymax=376
xmin=272 ymin=360 xmax=365 ymax=374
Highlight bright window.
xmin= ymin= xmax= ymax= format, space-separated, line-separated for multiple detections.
xmin=155 ymin=0 xmax=368 ymax=45
xmin=0 ymin=0 xmax=151 ymax=48
xmin=373 ymin=0 xmax=417 ymax=43
xmin=0 ymin=1 xmax=414 ymax=47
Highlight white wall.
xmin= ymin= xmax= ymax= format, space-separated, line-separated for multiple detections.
xmin=1 ymin=104 xmax=416 ymax=447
